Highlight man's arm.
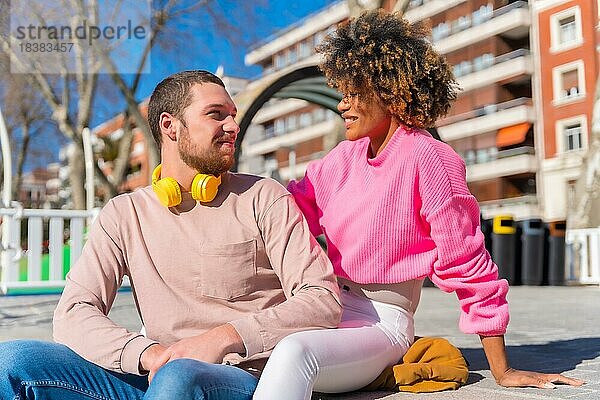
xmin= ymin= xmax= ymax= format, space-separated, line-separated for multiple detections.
xmin=53 ymin=200 xmax=158 ymax=375
xmin=227 ymin=192 xmax=342 ymax=359
xmin=142 ymin=188 xmax=341 ymax=374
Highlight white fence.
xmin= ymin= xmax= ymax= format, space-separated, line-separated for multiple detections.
xmin=0 ymin=205 xmax=98 ymax=295
xmin=566 ymin=227 xmax=600 ymax=285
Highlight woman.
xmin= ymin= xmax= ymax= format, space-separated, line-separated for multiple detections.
xmin=252 ymin=10 xmax=584 ymax=399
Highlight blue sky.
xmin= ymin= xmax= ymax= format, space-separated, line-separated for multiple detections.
xmin=92 ymin=0 xmax=338 ymax=125
xmin=12 ymin=0 xmax=338 ymax=171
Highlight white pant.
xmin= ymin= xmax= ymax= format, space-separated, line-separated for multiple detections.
xmin=253 ymin=288 xmax=415 ymax=400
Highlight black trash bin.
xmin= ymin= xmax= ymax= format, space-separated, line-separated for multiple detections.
xmin=547 ymin=221 xmax=566 ymax=286
xmin=480 ymin=216 xmax=493 ymax=255
xmin=492 ymin=215 xmax=517 ymax=285
xmin=521 ymin=218 xmax=545 ymax=285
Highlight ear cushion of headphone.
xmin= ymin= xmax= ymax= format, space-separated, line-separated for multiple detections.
xmin=191 ymin=174 xmax=221 ymax=203
xmin=152 ymin=177 xmax=182 ymax=207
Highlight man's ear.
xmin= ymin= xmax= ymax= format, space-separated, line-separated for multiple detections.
xmin=159 ymin=112 xmax=178 ymax=142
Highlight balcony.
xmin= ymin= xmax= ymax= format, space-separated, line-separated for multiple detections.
xmin=404 ymin=0 xmax=467 ymax=23
xmin=253 ymin=99 xmax=309 ymax=125
xmin=243 ymin=118 xmax=338 ymax=157
xmin=466 ymin=146 xmax=537 ymax=182
xmin=479 ymin=195 xmax=540 ymax=220
xmin=437 ymin=98 xmax=535 ymax=142
xmin=434 ymin=1 xmax=530 ymax=55
xmin=245 ymin=2 xmax=347 ymax=66
xmin=456 ymin=49 xmax=533 ymax=93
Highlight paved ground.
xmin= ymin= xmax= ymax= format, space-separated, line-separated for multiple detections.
xmin=1 ymin=286 xmax=599 ymax=400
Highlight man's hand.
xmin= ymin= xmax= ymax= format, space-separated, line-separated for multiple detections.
xmin=495 ymin=368 xmax=584 ymax=389
xmin=147 ymin=324 xmax=244 ymax=383
xmin=140 ymin=343 xmax=167 ymax=376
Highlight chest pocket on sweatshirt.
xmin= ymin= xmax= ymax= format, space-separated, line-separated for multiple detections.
xmin=198 ymin=239 xmax=257 ymax=300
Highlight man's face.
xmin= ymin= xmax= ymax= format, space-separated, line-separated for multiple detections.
xmin=177 ymin=83 xmax=239 ymax=176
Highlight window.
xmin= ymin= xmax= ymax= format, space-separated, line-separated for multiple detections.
xmin=299 ymin=112 xmax=312 ymax=128
xmin=274 ymin=119 xmax=285 ymax=136
xmin=482 ymin=53 xmax=494 ymax=68
xmin=454 ymin=63 xmax=463 ymax=77
xmin=264 ymin=122 xmax=275 ymax=138
xmin=473 ymin=55 xmax=487 ymax=71
xmin=472 ymin=3 xmax=493 ymax=25
xmin=550 ymin=7 xmax=583 ymax=52
xmin=287 ymin=48 xmax=297 ymax=65
xmin=299 ymin=40 xmax=311 ymax=59
xmin=556 ymin=116 xmax=588 ymax=154
xmin=287 ymin=115 xmax=298 ymax=132
xmin=552 ymin=61 xmax=585 ymax=104
xmin=460 ymin=60 xmax=472 ymax=75
xmin=432 ymin=22 xmax=450 ymax=41
xmin=559 ymin=15 xmax=577 ymax=44
xmin=264 ymin=155 xmax=279 ymax=178
xmin=456 ymin=15 xmax=471 ymax=31
xmin=560 ymin=69 xmax=579 ymax=98
xmin=274 ymin=53 xmax=285 ymax=70
xmin=313 ymin=108 xmax=326 ymax=122
xmin=314 ymin=31 xmax=325 ymax=47
xmin=476 ymin=148 xmax=489 ymax=164
xmin=564 ymin=123 xmax=583 ymax=151
xmin=464 ymin=150 xmax=476 ymax=165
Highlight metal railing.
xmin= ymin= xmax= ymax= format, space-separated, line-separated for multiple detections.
xmin=438 ymin=97 xmax=532 ymax=127
xmin=0 ymin=205 xmax=98 ymax=295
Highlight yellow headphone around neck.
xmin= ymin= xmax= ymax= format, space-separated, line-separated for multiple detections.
xmin=151 ymin=164 xmax=222 ymax=207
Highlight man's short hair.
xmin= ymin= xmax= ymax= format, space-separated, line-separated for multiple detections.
xmin=148 ymin=70 xmax=225 ymax=147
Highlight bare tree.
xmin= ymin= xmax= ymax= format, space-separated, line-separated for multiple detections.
xmin=91 ymin=0 xmax=265 ymax=198
xmin=1 ymin=0 xmax=258 ymax=207
xmin=1 ymin=76 xmax=56 ymax=201
xmin=0 ymin=46 xmax=58 ymax=204
xmin=1 ymin=0 xmax=101 ymax=209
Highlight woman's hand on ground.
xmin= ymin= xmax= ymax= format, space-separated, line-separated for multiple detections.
xmin=496 ymin=368 xmax=584 ymax=389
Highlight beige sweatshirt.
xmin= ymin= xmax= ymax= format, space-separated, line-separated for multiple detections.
xmin=53 ymin=173 xmax=341 ymax=375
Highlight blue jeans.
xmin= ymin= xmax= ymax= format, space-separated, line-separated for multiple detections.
xmin=0 ymin=340 xmax=258 ymax=400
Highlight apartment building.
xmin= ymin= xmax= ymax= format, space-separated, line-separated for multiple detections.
xmin=240 ymin=0 xmax=540 ymax=219
xmin=401 ymin=0 xmax=537 ymax=220
xmin=531 ymin=0 xmax=598 ymax=221
xmin=237 ymin=2 xmax=349 ymax=181
xmin=240 ymin=0 xmax=599 ymax=225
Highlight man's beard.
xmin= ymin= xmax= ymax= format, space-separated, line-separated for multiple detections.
xmin=178 ymin=126 xmax=234 ymax=176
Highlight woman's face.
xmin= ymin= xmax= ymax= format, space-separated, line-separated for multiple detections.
xmin=337 ymin=89 xmax=392 ymax=143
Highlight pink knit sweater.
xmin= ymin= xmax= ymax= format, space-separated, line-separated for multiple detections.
xmin=288 ymin=126 xmax=509 ymax=335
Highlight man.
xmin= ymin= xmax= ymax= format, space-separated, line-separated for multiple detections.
xmin=0 ymin=70 xmax=342 ymax=400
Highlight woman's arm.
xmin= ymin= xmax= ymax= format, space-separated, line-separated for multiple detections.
xmin=480 ymin=335 xmax=584 ymax=388
xmin=417 ymin=139 xmax=585 ymax=389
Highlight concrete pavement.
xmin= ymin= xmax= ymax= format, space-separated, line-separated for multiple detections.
xmin=1 ymin=286 xmax=598 ymax=400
